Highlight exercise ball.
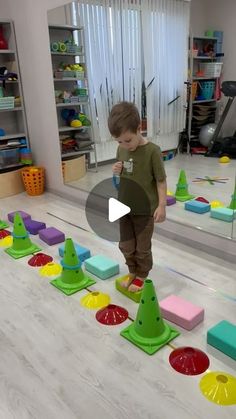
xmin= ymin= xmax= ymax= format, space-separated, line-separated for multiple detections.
xmin=199 ymin=123 xmax=217 ymax=147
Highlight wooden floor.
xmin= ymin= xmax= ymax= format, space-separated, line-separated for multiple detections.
xmin=0 ymin=192 xmax=236 ymax=419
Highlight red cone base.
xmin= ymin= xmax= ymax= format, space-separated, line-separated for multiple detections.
xmin=28 ymin=253 xmax=53 ymax=267
xmin=195 ymin=197 xmax=209 ymax=203
xmin=96 ymin=304 xmax=129 ymax=325
xmin=169 ymin=346 xmax=210 ymax=375
xmin=0 ymin=230 xmax=11 ymax=239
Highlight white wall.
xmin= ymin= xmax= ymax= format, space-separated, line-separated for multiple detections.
xmin=190 ymin=0 xmax=207 ymax=36
xmin=190 ymin=0 xmax=236 ymax=136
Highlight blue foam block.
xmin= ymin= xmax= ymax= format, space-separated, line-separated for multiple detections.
xmin=210 ymin=207 xmax=235 ymax=222
xmin=59 ymin=242 xmax=91 ymax=262
xmin=84 ymin=255 xmax=119 ymax=279
xmin=185 ymin=200 xmax=210 ymax=214
xmin=207 ymin=320 xmax=236 ymax=360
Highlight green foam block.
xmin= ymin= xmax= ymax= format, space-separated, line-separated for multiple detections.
xmin=207 ymin=320 xmax=236 ymax=360
xmin=115 ymin=276 xmax=142 ymax=303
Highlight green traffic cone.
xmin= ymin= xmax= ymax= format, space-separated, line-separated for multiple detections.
xmin=228 ymin=182 xmax=236 ymax=210
xmin=175 ymin=169 xmax=194 ymax=202
xmin=51 ymin=238 xmax=96 ymax=295
xmin=5 ymin=213 xmax=41 ymax=259
xmin=120 ymin=279 xmax=179 ymax=355
xmin=0 ymin=214 xmax=9 ymax=230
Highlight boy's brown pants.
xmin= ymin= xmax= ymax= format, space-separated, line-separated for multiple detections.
xmin=119 ymin=214 xmax=154 ymax=278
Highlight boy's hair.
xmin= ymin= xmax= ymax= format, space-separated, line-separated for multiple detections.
xmin=108 ymin=101 xmax=140 ymax=137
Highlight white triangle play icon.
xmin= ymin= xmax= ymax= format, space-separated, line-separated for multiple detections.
xmin=108 ymin=198 xmax=130 ymax=222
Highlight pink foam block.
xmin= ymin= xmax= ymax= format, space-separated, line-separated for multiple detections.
xmin=159 ymin=294 xmax=204 ymax=330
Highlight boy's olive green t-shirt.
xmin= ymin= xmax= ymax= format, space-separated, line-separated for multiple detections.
xmin=116 ymin=142 xmax=166 ymax=215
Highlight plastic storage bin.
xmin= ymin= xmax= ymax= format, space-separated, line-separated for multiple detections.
xmin=21 ymin=166 xmax=45 ymax=196
xmin=0 ymin=96 xmax=15 ymax=110
xmin=199 ymin=62 xmax=223 ymax=78
xmin=0 ymin=148 xmax=20 ymax=168
xmin=200 ymin=81 xmax=215 ymax=100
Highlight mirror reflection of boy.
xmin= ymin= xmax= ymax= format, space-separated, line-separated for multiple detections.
xmin=108 ymin=101 xmax=167 ymax=292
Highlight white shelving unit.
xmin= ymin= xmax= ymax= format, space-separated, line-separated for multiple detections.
xmin=48 ymin=24 xmax=97 ymax=170
xmin=187 ymin=34 xmax=223 ymax=154
xmin=0 ymin=20 xmax=29 ymax=171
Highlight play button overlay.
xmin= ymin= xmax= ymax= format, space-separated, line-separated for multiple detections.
xmin=85 ymin=177 xmax=151 ymax=242
xmin=108 ymin=198 xmax=130 ymax=222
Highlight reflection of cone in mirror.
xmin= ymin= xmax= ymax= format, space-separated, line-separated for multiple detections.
xmin=199 ymin=371 xmax=236 ymax=405
xmin=51 ymin=238 xmax=96 ymax=295
xmin=228 ymin=182 xmax=236 ymax=210
xmin=175 ymin=169 xmax=194 ymax=202
xmin=5 ymin=213 xmax=41 ymax=259
xmin=0 ymin=214 xmax=9 ymax=230
xmin=120 ymin=279 xmax=180 ymax=355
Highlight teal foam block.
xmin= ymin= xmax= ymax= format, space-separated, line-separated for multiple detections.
xmin=59 ymin=242 xmax=91 ymax=262
xmin=210 ymin=207 xmax=235 ymax=222
xmin=207 ymin=320 xmax=236 ymax=360
xmin=84 ymin=255 xmax=119 ymax=279
xmin=185 ymin=200 xmax=210 ymax=214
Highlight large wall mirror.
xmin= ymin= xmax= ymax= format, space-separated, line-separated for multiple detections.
xmin=48 ymin=1 xmax=236 ymax=242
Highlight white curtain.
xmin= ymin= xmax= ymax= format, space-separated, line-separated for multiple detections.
xmin=142 ymin=0 xmax=190 ymax=138
xmin=73 ymin=0 xmax=189 ymax=142
xmin=75 ymin=0 xmax=142 ymax=143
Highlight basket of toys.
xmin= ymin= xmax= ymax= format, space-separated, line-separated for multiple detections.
xmin=21 ymin=166 xmax=45 ymax=196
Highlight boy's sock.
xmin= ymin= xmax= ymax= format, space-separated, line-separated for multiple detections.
xmin=128 ymin=277 xmax=145 ymax=293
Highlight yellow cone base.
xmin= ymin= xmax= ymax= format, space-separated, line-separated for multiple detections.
xmin=199 ymin=371 xmax=236 ymax=405
xmin=0 ymin=221 xmax=9 ymax=229
xmin=5 ymin=243 xmax=41 ymax=259
xmin=121 ymin=321 xmax=179 ymax=355
xmin=115 ymin=275 xmax=142 ymax=303
xmin=39 ymin=262 xmax=62 ymax=277
xmin=0 ymin=236 xmax=13 ymax=247
xmin=51 ymin=275 xmax=96 ymax=296
xmin=80 ymin=291 xmax=110 ymax=309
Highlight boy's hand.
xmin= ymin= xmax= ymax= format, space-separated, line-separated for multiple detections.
xmin=112 ymin=161 xmax=123 ymax=175
xmin=153 ymin=205 xmax=166 ymax=223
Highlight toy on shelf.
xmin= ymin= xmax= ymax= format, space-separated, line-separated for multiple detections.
xmin=61 ymin=108 xmax=91 ymax=128
xmin=195 ymin=196 xmax=209 ymax=203
xmin=0 ymin=26 xmax=8 ymax=49
xmin=175 ymin=169 xmax=194 ymax=202
xmin=120 ymin=279 xmax=179 ymax=355
xmin=219 ymin=156 xmax=230 ymax=164
xmin=210 ymin=200 xmax=224 ymax=209
xmin=51 ymin=238 xmax=96 ymax=295
xmin=159 ymin=294 xmax=204 ymax=330
xmin=5 ymin=213 xmax=41 ymax=259
xmin=24 ymin=219 xmax=46 ymax=235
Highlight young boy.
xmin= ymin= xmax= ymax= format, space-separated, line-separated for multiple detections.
xmin=108 ymin=101 xmax=167 ymax=292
